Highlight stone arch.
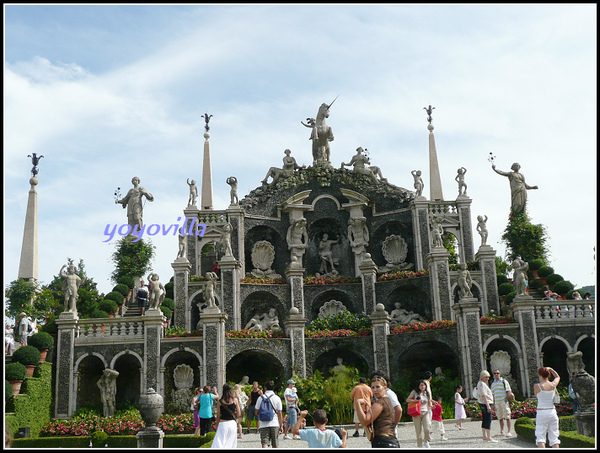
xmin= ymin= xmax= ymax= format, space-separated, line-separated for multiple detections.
xmin=385 ymin=285 xmax=430 ymax=321
xmin=245 ymin=225 xmax=286 ymax=277
xmin=75 ymin=353 xmax=105 ymax=412
xmin=162 ymin=348 xmax=203 ymax=414
xmin=309 ymin=289 xmax=358 ymax=323
xmin=395 ymin=340 xmax=460 ymax=390
xmin=113 ymin=351 xmax=142 ymax=409
xmin=539 ymin=336 xmax=571 ymax=384
xmin=311 ymin=194 xmax=342 ymax=211
xmin=199 ymin=240 xmax=219 ymax=276
xmin=241 ymin=290 xmax=286 ymax=329
xmin=226 ymin=350 xmax=286 ymax=390
xmin=451 ymin=281 xmax=482 ymax=308
xmin=482 ymin=335 xmax=524 ymax=396
xmin=574 ymin=335 xmax=595 ymax=375
xmin=307 ymin=216 xmax=349 ymax=277
xmin=371 ymin=220 xmax=415 ymax=270
xmin=313 ymin=346 xmax=369 ymax=377
xmin=190 ymin=288 xmax=222 ymax=330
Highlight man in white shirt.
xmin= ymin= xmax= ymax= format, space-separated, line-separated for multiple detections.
xmin=255 ymin=380 xmax=283 ymax=448
xmin=283 ymin=379 xmax=299 ymax=439
xmin=490 ymin=369 xmax=513 ymax=437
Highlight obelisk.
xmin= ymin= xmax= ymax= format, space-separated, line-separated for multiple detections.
xmin=200 ymin=113 xmax=214 ymax=210
xmin=424 ymin=105 xmax=444 ymax=201
xmin=18 ymin=154 xmax=43 ymax=282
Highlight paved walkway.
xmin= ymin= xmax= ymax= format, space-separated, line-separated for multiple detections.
xmin=236 ymin=419 xmax=536 ymax=449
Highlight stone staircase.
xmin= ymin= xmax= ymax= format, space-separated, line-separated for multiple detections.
xmin=121 ymin=292 xmax=143 ymax=317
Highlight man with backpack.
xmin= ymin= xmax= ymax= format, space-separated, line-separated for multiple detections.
xmin=137 ymin=282 xmax=149 ymax=316
xmin=254 ymin=380 xmax=283 ymax=448
xmin=490 ymin=369 xmax=513 ymax=437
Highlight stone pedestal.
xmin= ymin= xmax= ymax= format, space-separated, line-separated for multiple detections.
xmin=136 ymin=427 xmax=164 ymax=448
xmin=359 ymin=253 xmax=378 ymax=314
xmin=370 ymin=303 xmax=391 ymax=377
xmin=200 ymin=307 xmax=228 ymax=391
xmin=574 ymin=410 xmax=595 ymax=437
xmin=143 ymin=312 xmax=164 ymax=391
xmin=54 ymin=312 xmax=78 ymax=418
xmin=283 ymin=307 xmax=307 ymax=378
xmin=137 ymin=388 xmax=165 ymax=448
xmin=426 ymin=247 xmax=452 ymax=320
xmin=452 ymin=297 xmax=484 ymax=397
xmin=410 ymin=197 xmax=431 ymax=271
xmin=455 ymin=195 xmax=475 ymax=263
xmin=510 ymin=294 xmax=539 ymax=397
xmin=219 ymin=256 xmax=241 ymax=331
xmin=285 ymin=259 xmax=306 ymax=316
xmin=475 ymin=245 xmax=500 ymax=315
xmin=171 ymin=258 xmax=192 ymax=331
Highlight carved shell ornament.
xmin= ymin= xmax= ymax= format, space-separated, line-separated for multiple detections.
xmin=318 ymin=300 xmax=347 ymax=318
xmin=173 ymin=364 xmax=194 ymax=390
xmin=382 ymin=234 xmax=408 ymax=265
xmin=490 ymin=350 xmax=511 ymax=376
xmin=251 ymin=240 xmax=276 ymax=271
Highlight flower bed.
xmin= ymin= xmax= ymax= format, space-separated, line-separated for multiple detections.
xmin=165 ymin=327 xmax=202 ymax=338
xmin=305 ymin=328 xmax=372 ymax=338
xmin=225 ymin=329 xmax=287 ymax=339
xmin=240 ymin=276 xmax=286 ymax=284
xmin=189 ymin=275 xmax=207 ymax=282
xmin=377 ymin=269 xmax=429 ymax=282
xmin=480 ymin=315 xmax=515 ymax=325
xmin=390 ymin=320 xmax=456 ymax=335
xmin=303 ymin=275 xmax=361 ymax=285
xmin=465 ymin=400 xmax=573 ymax=420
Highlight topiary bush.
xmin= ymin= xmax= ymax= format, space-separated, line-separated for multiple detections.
xmin=5 ymin=362 xmax=28 ymax=381
xmin=160 ymin=306 xmax=172 ymax=319
xmin=104 ymin=291 xmax=125 ymax=305
xmin=5 ymin=379 xmax=13 ymax=401
xmin=27 ymin=332 xmax=54 ymax=351
xmin=506 ymin=291 xmax=517 ymax=304
xmin=117 ymin=275 xmax=135 ymax=290
xmin=91 ymin=430 xmax=108 ymax=448
xmin=498 ymin=282 xmax=515 ymax=296
xmin=12 ymin=345 xmax=41 ymax=366
xmin=529 ymin=258 xmax=545 ymax=271
xmin=546 ymin=273 xmax=564 ymax=286
xmin=90 ymin=309 xmax=109 ymax=319
xmin=113 ymin=283 xmax=131 ymax=297
xmin=553 ymin=280 xmax=574 ymax=296
xmin=98 ymin=299 xmax=119 ymax=315
xmin=162 ymin=298 xmax=175 ymax=311
xmin=496 ymin=274 xmax=509 ymax=285
xmin=537 ymin=265 xmax=554 ymax=278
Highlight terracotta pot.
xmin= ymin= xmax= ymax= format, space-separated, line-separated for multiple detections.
xmin=25 ymin=365 xmax=36 ymax=377
xmin=39 ymin=349 xmax=49 ymax=363
xmin=108 ymin=313 xmax=115 ymax=318
xmin=9 ymin=380 xmax=23 ymax=396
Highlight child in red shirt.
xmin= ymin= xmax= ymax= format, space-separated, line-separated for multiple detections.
xmin=432 ymin=396 xmax=447 ymax=441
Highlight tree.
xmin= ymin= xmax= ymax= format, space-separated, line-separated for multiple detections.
xmin=501 ymin=211 xmax=549 ymax=264
xmin=5 ymin=279 xmax=36 ymax=319
xmin=111 ymin=235 xmax=155 ymax=284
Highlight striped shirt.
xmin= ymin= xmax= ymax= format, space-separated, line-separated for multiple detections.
xmin=490 ymin=377 xmax=511 ymax=403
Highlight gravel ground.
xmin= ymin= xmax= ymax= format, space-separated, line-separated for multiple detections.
xmin=234 ymin=418 xmax=536 ymax=449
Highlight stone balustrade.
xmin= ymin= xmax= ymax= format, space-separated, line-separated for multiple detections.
xmin=533 ymin=300 xmax=595 ymax=322
xmin=74 ymin=317 xmax=146 ymax=343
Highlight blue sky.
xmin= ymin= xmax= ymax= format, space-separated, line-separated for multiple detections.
xmin=4 ymin=4 xmax=596 ymax=297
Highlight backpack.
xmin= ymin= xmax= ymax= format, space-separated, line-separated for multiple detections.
xmin=472 ymin=386 xmax=479 ymax=400
xmin=258 ymin=394 xmax=275 ymax=421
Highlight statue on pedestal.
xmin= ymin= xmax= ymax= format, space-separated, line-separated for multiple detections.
xmin=302 ymin=98 xmax=336 ymax=166
xmin=457 ymin=263 xmax=473 ymax=299
xmin=492 ymin=162 xmax=538 ymax=214
xmin=512 ymin=257 xmax=529 ymax=295
xmin=187 ymin=179 xmax=198 ymax=207
xmin=60 ymin=264 xmax=84 ymax=313
xmin=147 ymin=273 xmax=165 ymax=310
xmin=455 ymin=167 xmax=468 ymax=196
xmin=115 ymin=177 xmax=154 ymax=231
xmin=412 ymin=170 xmax=424 ymax=197
xmin=97 ymin=369 xmax=119 ymax=418
xmin=341 ymin=147 xmax=387 ymax=183
xmin=287 ymin=218 xmax=309 ymax=262
xmin=476 ymin=215 xmax=488 ymax=246
xmin=226 ymin=177 xmax=239 ymax=205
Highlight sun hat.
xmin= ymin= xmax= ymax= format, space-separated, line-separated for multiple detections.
xmin=287 ymin=379 xmax=296 ymax=385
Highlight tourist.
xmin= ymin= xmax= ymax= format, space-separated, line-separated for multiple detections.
xmin=191 ymin=387 xmax=201 ymax=436
xmin=211 ymin=383 xmax=242 ymax=449
xmin=350 ymin=377 xmax=373 ymax=437
xmin=583 ymin=292 xmax=591 ymax=300
xmin=136 ymin=282 xmax=148 ymax=316
xmin=283 ymin=379 xmax=299 ymax=439
xmin=476 ymin=370 xmax=497 ymax=442
xmin=534 ymin=367 xmax=561 ymax=448
xmin=255 ymin=380 xmax=283 ymax=448
xmin=246 ymin=381 xmax=262 ymax=434
xmin=406 ymin=380 xmax=433 ymax=448
xmin=431 ymin=396 xmax=447 ymax=441
xmin=233 ymin=384 xmax=248 ymax=439
xmin=355 ymin=375 xmax=400 ymax=448
xmin=454 ymin=385 xmax=468 ymax=430
xmin=5 ymin=324 xmax=15 ymax=356
xmin=370 ymin=370 xmax=402 ymax=435
xmin=568 ymin=373 xmax=580 ymax=414
xmin=17 ymin=313 xmax=29 ymax=346
xmin=292 ymin=409 xmax=347 ymax=448
xmin=491 ymin=369 xmax=513 ymax=437
xmin=572 ymin=291 xmax=582 ymax=300
xmin=423 ymin=371 xmax=434 ymax=441
xmin=199 ymin=385 xmax=217 ymax=436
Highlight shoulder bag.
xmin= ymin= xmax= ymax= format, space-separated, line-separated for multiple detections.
xmin=407 ymin=400 xmax=422 ymax=417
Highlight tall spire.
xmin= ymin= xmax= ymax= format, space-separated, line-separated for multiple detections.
xmin=18 ymin=154 xmax=44 ymax=282
xmin=424 ymin=105 xmax=444 ymax=201
xmin=200 ymin=113 xmax=214 ymax=210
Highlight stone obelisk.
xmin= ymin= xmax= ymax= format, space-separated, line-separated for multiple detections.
xmin=200 ymin=113 xmax=214 ymax=210
xmin=425 ymin=105 xmax=444 ymax=201
xmin=18 ymin=154 xmax=43 ymax=282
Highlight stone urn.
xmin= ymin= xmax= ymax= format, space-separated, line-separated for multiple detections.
xmin=139 ymin=388 xmax=164 ymax=428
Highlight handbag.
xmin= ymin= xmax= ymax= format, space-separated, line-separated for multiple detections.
xmin=365 ymin=422 xmax=375 ymax=441
xmin=407 ymin=400 xmax=422 ymax=417
xmin=553 ymin=389 xmax=561 ymax=404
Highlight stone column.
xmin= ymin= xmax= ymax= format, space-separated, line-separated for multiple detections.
xmin=143 ymin=310 xmax=164 ymax=391
xmin=219 ymin=256 xmax=241 ymax=331
xmin=410 ymin=197 xmax=430 ymax=271
xmin=510 ymin=294 xmax=540 ymax=397
xmin=452 ymin=297 xmax=484 ymax=397
xmin=475 ymin=245 xmax=500 ymax=315
xmin=359 ymin=253 xmax=378 ymax=314
xmin=455 ymin=195 xmax=475 ymax=263
xmin=182 ymin=208 xmax=199 ymax=274
xmin=285 ymin=258 xmax=306 ymax=316
xmin=200 ymin=307 xmax=228 ymax=391
xmin=171 ymin=258 xmax=192 ymax=331
xmin=54 ymin=312 xmax=78 ymax=418
xmin=283 ymin=307 xmax=307 ymax=378
xmin=370 ymin=303 xmax=391 ymax=378
xmin=226 ymin=205 xmax=246 ymax=275
xmin=426 ymin=247 xmax=452 ymax=321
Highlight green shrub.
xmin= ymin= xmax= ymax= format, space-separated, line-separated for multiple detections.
xmin=553 ymin=280 xmax=574 ymax=296
xmin=90 ymin=309 xmax=109 ymax=319
xmin=113 ymin=283 xmax=131 ymax=297
xmin=529 ymin=258 xmax=545 ymax=270
xmin=546 ymin=273 xmax=564 ymax=286
xmin=104 ymin=291 xmax=125 ymax=305
xmin=27 ymin=331 xmax=54 ymax=351
xmin=529 ymin=278 xmax=543 ymax=290
xmin=41 ymin=315 xmax=58 ymax=335
xmin=98 ymin=299 xmax=119 ymax=314
xmin=6 ymin=380 xmax=13 ymax=401
xmin=5 ymin=362 xmax=28 ymax=381
xmin=162 ymin=297 xmax=175 ymax=311
xmin=117 ymin=275 xmax=135 ymax=290
xmin=559 ymin=415 xmax=576 ymax=432
xmin=496 ymin=274 xmax=509 ymax=285
xmin=537 ymin=265 xmax=554 ymax=278
xmin=160 ymin=306 xmax=172 ymax=319
xmin=506 ymin=291 xmax=517 ymax=304
xmin=12 ymin=345 xmax=41 ymax=366
xmin=498 ymin=282 xmax=515 ymax=296
xmin=559 ymin=430 xmax=596 ymax=448
xmin=91 ymin=430 xmax=108 ymax=448
xmin=307 ymin=310 xmax=372 ymax=332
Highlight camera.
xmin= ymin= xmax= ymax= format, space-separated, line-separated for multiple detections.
xmin=416 ymin=396 xmax=421 ymax=400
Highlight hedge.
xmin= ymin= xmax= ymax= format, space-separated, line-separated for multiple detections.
xmin=12 ymin=433 xmax=215 ymax=448
xmin=514 ymin=416 xmax=595 ymax=448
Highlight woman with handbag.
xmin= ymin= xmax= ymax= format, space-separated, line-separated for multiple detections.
xmin=406 ymin=380 xmax=433 ymax=448
xmin=354 ymin=375 xmax=399 ymax=448
xmin=476 ymin=370 xmax=498 ymax=442
xmin=534 ymin=367 xmax=561 ymax=448
xmin=191 ymin=387 xmax=201 ymax=436
xmin=211 ymin=383 xmax=242 ymax=448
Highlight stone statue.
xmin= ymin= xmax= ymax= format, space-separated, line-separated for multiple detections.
xmin=341 ymin=147 xmax=387 ymax=183
xmin=115 ymin=176 xmax=154 ymax=231
xmin=249 ymin=240 xmax=281 ymax=279
xmin=318 ymin=233 xmax=340 ymax=275
xmin=97 ymin=368 xmax=119 ymax=418
xmin=476 ymin=215 xmax=488 ymax=246
xmin=221 ymin=222 xmax=233 ymax=257
xmin=389 ymin=302 xmax=426 ymax=328
xmin=203 ymin=272 xmax=219 ymax=308
xmin=262 ymin=149 xmax=305 ymax=186
xmin=457 ymin=263 xmax=473 ymax=299
xmin=187 ymin=178 xmax=198 ymax=207
xmin=286 ymin=218 xmax=309 ymax=262
xmin=348 ymin=217 xmax=369 ymax=249
xmin=147 ymin=273 xmax=165 ymax=310
xmin=171 ymin=364 xmax=194 ymax=414
xmin=430 ymin=216 xmax=444 ymax=248
xmin=177 ymin=233 xmax=187 ymax=259
xmin=28 ymin=153 xmax=44 ymax=177
xmin=567 ymin=351 xmax=595 ymax=413
xmin=512 ymin=256 xmax=529 ymax=296
xmin=302 ymin=97 xmax=336 ymax=166
xmin=238 ymin=376 xmax=250 ymax=386
xmin=412 ymin=170 xmax=424 ymax=197
xmin=378 ymin=234 xmax=414 ymax=274
xmin=244 ymin=308 xmax=281 ymax=331
xmin=435 ymin=367 xmax=446 ymax=381
xmin=226 ymin=177 xmax=239 ymax=205
xmin=492 ymin=162 xmax=538 ymax=214
xmin=60 ymin=264 xmax=84 ymax=313
xmin=455 ymin=167 xmax=467 ymax=196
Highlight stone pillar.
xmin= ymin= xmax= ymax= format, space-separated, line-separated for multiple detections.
xmin=54 ymin=311 xmax=78 ymax=418
xmin=226 ymin=205 xmax=246 ymax=275
xmin=428 ymin=123 xmax=444 ymax=201
xmin=475 ymin=245 xmax=500 ymax=315
xmin=410 ymin=197 xmax=430 ymax=270
xmin=182 ymin=208 xmax=199 ymax=274
xmin=359 ymin=253 xmax=378 ymax=314
xmin=510 ymin=294 xmax=540 ymax=397
xmin=219 ymin=256 xmax=241 ymax=331
xmin=171 ymin=258 xmax=192 ymax=331
xmin=284 ymin=307 xmax=307 ymax=378
xmin=370 ymin=303 xmax=391 ymax=378
xmin=201 ymin=307 xmax=228 ymax=391
xmin=452 ymin=297 xmax=484 ymax=397
xmin=18 ymin=177 xmax=39 ymax=282
xmin=143 ymin=310 xmax=164 ymax=391
xmin=426 ymin=247 xmax=452 ymax=321
xmin=455 ymin=195 xmax=475 ymax=263
xmin=285 ymin=258 xmax=306 ymax=316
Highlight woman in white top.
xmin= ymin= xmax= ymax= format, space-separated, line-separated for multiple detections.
xmin=406 ymin=380 xmax=434 ymax=447
xmin=476 ymin=370 xmax=498 ymax=442
xmin=534 ymin=367 xmax=561 ymax=448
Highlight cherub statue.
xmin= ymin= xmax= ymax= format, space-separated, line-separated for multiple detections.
xmin=226 ymin=177 xmax=239 ymax=205
xmin=203 ymin=271 xmax=219 ymax=308
xmin=412 ymin=170 xmax=424 ymax=197
xmin=455 ymin=167 xmax=467 ymax=196
xmin=457 ymin=263 xmax=473 ymax=299
xmin=147 ymin=273 xmax=166 ymax=310
xmin=476 ymin=215 xmax=488 ymax=246
xmin=187 ymin=178 xmax=198 ymax=206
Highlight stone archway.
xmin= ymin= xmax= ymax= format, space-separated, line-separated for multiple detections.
xmin=541 ymin=338 xmax=570 ymax=381
xmin=76 ymin=354 xmax=105 ymax=412
xmin=386 ymin=285 xmax=430 ymax=321
xmin=163 ymin=349 xmax=203 ymax=414
xmin=313 ymin=347 xmax=369 ymax=378
xmin=226 ymin=350 xmax=285 ymax=391
xmin=113 ymin=353 xmax=141 ymax=410
xmin=241 ymin=291 xmax=285 ymax=330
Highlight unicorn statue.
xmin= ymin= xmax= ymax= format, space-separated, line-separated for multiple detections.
xmin=301 ymin=97 xmax=337 ymax=166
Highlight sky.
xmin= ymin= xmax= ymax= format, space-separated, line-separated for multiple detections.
xmin=4 ymin=4 xmax=597 ymax=299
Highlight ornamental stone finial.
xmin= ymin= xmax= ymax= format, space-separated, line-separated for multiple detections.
xmin=27 ymin=153 xmax=44 ymax=177
xmin=424 ymin=105 xmax=435 ymax=124
xmin=201 ymin=113 xmax=213 ymax=132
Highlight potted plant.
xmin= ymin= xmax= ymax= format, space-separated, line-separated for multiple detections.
xmin=91 ymin=309 xmax=109 ymax=334
xmin=99 ymin=299 xmax=119 ymax=318
xmin=27 ymin=331 xmax=54 ymax=362
xmin=529 ymin=259 xmax=545 ymax=279
xmin=160 ymin=306 xmax=172 ymax=330
xmin=12 ymin=345 xmax=41 ymax=376
xmin=6 ymin=363 xmax=27 ymax=395
xmin=553 ymin=280 xmax=574 ymax=298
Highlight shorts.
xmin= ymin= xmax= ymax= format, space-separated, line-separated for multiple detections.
xmin=259 ymin=426 xmax=279 ymax=448
xmin=286 ymin=407 xmax=297 ymax=427
xmin=138 ymin=298 xmax=147 ymax=308
xmin=246 ymin=405 xmax=257 ymax=421
xmin=495 ymin=400 xmax=511 ymax=420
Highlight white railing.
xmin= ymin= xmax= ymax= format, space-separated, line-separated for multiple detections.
xmin=75 ymin=317 xmax=145 ymax=343
xmin=533 ymin=300 xmax=595 ymax=322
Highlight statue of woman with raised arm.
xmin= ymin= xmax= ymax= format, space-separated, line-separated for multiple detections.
xmin=492 ymin=163 xmax=538 ymax=214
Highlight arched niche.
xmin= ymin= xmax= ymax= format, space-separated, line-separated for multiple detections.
xmin=540 ymin=337 xmax=570 ymax=383
xmin=113 ymin=353 xmax=142 ymax=410
xmin=576 ymin=336 xmax=595 ymax=375
xmin=245 ymin=225 xmax=286 ymax=277
xmin=163 ymin=349 xmax=203 ymax=414
xmin=76 ymin=354 xmax=105 ymax=411
xmin=307 ymin=217 xmax=351 ymax=277
xmin=372 ymin=220 xmax=415 ymax=270
xmin=483 ymin=337 xmax=523 ymax=398
xmin=313 ymin=347 xmax=369 ymax=378
xmin=199 ymin=241 xmax=218 ymax=277
xmin=309 ymin=289 xmax=358 ymax=323
xmin=226 ymin=350 xmax=285 ymax=391
xmin=386 ymin=285 xmax=430 ymax=321
xmin=241 ymin=291 xmax=285 ymax=329
xmin=394 ymin=340 xmax=460 ymax=390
